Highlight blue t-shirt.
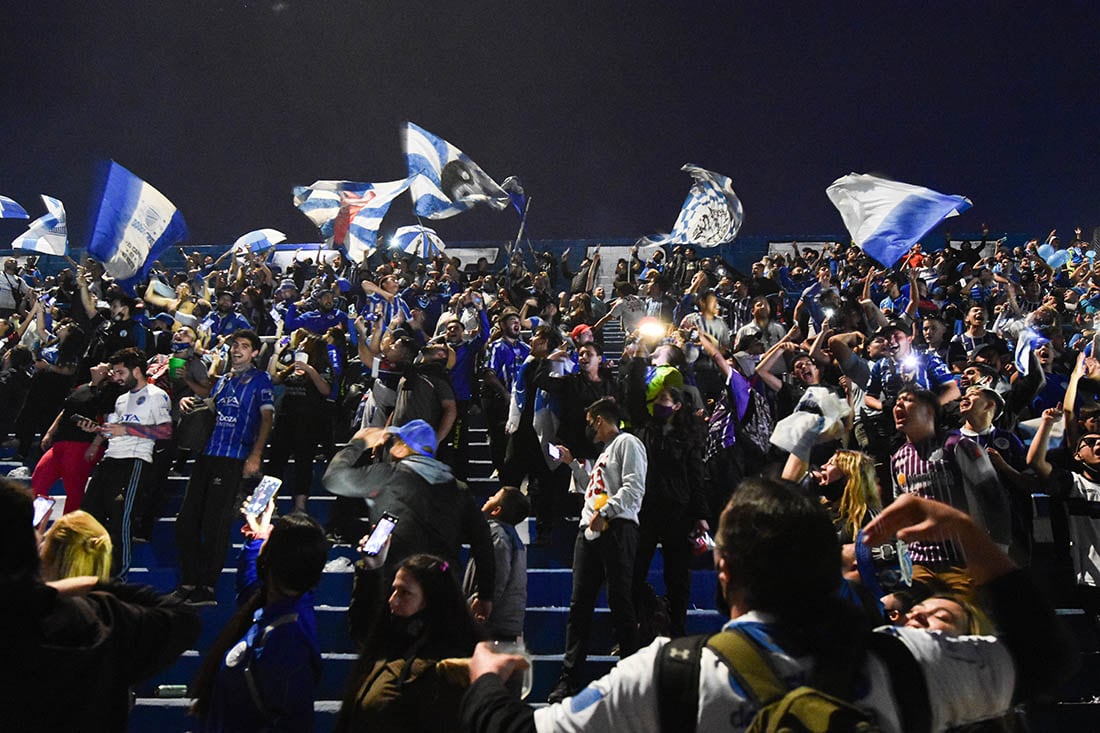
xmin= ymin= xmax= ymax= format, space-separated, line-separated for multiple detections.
xmin=206 ymin=367 xmax=275 ymax=460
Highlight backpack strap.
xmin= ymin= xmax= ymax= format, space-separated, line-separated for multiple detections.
xmin=705 ymin=628 xmax=787 ymax=707
xmin=242 ymin=611 xmax=301 ymax=721
xmin=655 ymin=634 xmax=710 ymax=733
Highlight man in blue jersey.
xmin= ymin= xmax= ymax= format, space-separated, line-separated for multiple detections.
xmin=481 ymin=308 xmax=531 ymax=473
xmin=439 ymin=298 xmax=490 ymax=479
xmin=201 ymin=290 xmax=253 ymax=342
xmin=283 ymin=287 xmax=356 ymax=344
xmin=171 ymin=329 xmax=274 ymax=606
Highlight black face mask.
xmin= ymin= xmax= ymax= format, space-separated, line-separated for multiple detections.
xmin=585 ymin=425 xmax=598 ymax=444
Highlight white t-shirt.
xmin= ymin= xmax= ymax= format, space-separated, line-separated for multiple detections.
xmin=104 ymin=384 xmax=172 ymax=463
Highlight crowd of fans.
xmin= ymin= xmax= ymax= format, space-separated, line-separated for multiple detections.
xmin=1 ymin=225 xmax=1096 ymax=729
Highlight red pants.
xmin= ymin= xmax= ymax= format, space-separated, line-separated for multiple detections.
xmin=32 ymin=441 xmax=104 ymax=514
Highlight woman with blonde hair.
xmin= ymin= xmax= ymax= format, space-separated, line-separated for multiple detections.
xmin=810 ymin=448 xmax=882 ymax=543
xmin=39 ymin=510 xmax=113 ymax=582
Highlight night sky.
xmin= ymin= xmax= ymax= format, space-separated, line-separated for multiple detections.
xmin=2 ymin=2 xmax=1098 ymax=249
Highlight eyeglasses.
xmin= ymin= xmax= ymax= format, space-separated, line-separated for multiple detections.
xmin=1079 ymin=437 xmax=1100 ymax=450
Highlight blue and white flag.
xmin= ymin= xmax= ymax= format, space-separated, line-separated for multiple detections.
xmin=293 ymin=178 xmax=411 ymax=263
xmin=404 ymin=122 xmax=510 ymax=219
xmin=827 ymin=173 xmax=971 ymax=268
xmin=655 ymin=164 xmax=744 ymax=248
xmin=1014 ymin=327 xmax=1049 ymax=377
xmin=0 ymin=195 xmax=28 ymax=219
xmin=501 ymin=176 xmax=528 ymax=217
xmin=391 ymin=225 xmax=446 ymax=259
xmin=232 ymin=228 xmax=286 ymax=253
xmin=12 ymin=195 xmax=67 ymax=256
xmin=89 ymin=161 xmax=188 ymax=291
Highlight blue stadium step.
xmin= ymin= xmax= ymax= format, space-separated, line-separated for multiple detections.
xmin=130 ymin=698 xmax=341 ymax=733
xmin=526 ymin=567 xmax=719 ymax=609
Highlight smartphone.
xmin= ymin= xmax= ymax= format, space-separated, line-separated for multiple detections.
xmin=242 ymin=475 xmax=283 ymax=516
xmin=547 ymin=444 xmax=561 ymax=461
xmin=69 ymin=413 xmax=95 ymax=425
xmin=32 ymin=496 xmax=55 ymax=527
xmin=362 ymin=512 xmax=399 ymax=556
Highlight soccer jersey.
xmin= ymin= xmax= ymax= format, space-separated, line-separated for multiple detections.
xmin=205 ymin=367 xmax=275 ymax=460
xmin=104 ymin=384 xmax=172 ymax=463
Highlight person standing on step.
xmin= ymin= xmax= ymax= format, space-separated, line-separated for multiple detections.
xmin=172 ymin=329 xmax=274 ymax=606
xmin=79 ymin=347 xmax=172 ymax=579
xmin=548 ymin=397 xmax=647 ymax=702
xmin=481 ymin=308 xmax=530 ymax=474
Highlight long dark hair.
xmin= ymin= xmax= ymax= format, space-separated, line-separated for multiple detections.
xmin=335 ymin=554 xmax=483 ymax=732
xmin=715 ymin=478 xmax=868 ymax=698
xmin=190 ymin=513 xmax=328 ymax=718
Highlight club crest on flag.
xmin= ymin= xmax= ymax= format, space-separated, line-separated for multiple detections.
xmin=12 ymin=194 xmax=68 ymax=257
xmin=643 ymin=164 xmax=743 ymax=248
xmin=404 ymin=122 xmax=510 ymax=219
xmin=88 ymin=161 xmax=188 ymax=291
xmin=827 ymin=173 xmax=971 ymax=269
xmin=293 ymin=179 xmax=410 ymax=263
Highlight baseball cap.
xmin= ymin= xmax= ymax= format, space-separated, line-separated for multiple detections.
xmin=277 ymin=279 xmax=298 ymax=293
xmin=385 ymin=420 xmax=437 ymax=457
xmin=570 ymin=323 xmax=592 ymax=342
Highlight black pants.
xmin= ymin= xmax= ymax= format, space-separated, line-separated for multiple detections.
xmin=561 ymin=518 xmax=640 ymax=680
xmin=265 ymin=413 xmax=325 ymax=498
xmin=633 ymin=501 xmax=693 ymax=637
xmin=502 ymin=425 xmax=569 ymax=536
xmin=135 ymin=439 xmax=178 ymax=538
xmin=176 ymin=454 xmax=245 ymax=588
xmin=81 ymin=456 xmax=148 ymax=579
xmin=483 ymin=396 xmax=510 ymax=473
xmin=441 ymin=400 xmax=470 ymax=481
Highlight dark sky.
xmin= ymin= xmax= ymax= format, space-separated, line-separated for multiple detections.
xmin=2 ymin=1 xmax=1098 ymax=249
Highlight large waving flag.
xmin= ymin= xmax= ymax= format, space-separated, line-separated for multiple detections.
xmin=0 ymin=195 xmax=29 ymax=219
xmin=89 ymin=161 xmax=188 ymax=291
xmin=12 ymin=195 xmax=68 ymax=256
xmin=233 ymin=228 xmax=286 ymax=253
xmin=293 ymin=178 xmax=411 ymax=263
xmin=404 ymin=122 xmax=510 ymax=219
xmin=649 ymin=164 xmax=744 ymax=248
xmin=827 ymin=173 xmax=972 ymax=268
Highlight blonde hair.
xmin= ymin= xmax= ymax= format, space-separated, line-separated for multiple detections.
xmin=40 ymin=511 xmax=112 ymax=582
xmin=833 ymin=450 xmax=882 ymax=540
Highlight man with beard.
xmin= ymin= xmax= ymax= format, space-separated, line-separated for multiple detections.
xmin=0 ymin=257 xmax=29 ymax=318
xmin=201 ymin=290 xmax=252 ymax=341
xmin=390 ymin=342 xmax=457 ymax=450
xmin=439 ymin=299 xmax=490 ymax=479
xmin=86 ymin=290 xmax=150 ymax=366
xmin=171 ymin=330 xmax=274 ymax=606
xmin=482 ymin=308 xmax=530 ymax=473
xmin=78 ymin=348 xmax=172 ymax=578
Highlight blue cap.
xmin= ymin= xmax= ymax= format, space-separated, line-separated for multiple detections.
xmin=385 ymin=419 xmax=437 ymax=457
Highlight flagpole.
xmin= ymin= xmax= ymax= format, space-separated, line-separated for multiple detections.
xmin=506 ymin=197 xmax=530 ymax=288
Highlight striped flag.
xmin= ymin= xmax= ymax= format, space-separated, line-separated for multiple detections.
xmin=404 ymin=122 xmax=509 ymax=219
xmin=827 ymin=173 xmax=971 ymax=268
xmin=641 ymin=165 xmax=744 ymax=248
xmin=293 ymin=178 xmax=411 ymax=263
xmin=232 ymin=228 xmax=286 ymax=253
xmin=88 ymin=161 xmax=188 ymax=291
xmin=0 ymin=195 xmax=29 ymax=219
xmin=12 ymin=195 xmax=68 ymax=256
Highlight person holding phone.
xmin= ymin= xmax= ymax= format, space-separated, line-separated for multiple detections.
xmin=79 ymin=348 xmax=172 ymax=579
xmin=191 ymin=499 xmax=328 ymax=731
xmin=172 ymin=329 xmax=275 ymax=606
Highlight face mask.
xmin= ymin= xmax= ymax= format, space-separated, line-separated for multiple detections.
xmin=652 ymin=403 xmax=676 ymax=421
xmin=171 ymin=342 xmax=191 ymax=353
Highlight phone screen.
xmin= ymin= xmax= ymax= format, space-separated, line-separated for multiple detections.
xmin=362 ymin=514 xmax=399 ymax=556
xmin=242 ymin=476 xmax=283 ymax=516
xmin=32 ymin=496 xmax=55 ymax=526
xmin=547 ymin=444 xmax=561 ymax=461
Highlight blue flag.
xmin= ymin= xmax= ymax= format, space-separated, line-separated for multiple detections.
xmin=232 ymin=228 xmax=286 ymax=253
xmin=0 ymin=195 xmax=28 ymax=219
xmin=404 ymin=122 xmax=510 ymax=219
xmin=827 ymin=173 xmax=971 ymax=268
xmin=89 ymin=161 xmax=188 ymax=291
xmin=293 ymin=178 xmax=410 ymax=263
